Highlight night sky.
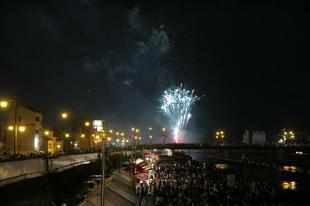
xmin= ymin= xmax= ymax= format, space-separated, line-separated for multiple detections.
xmin=0 ymin=0 xmax=309 ymax=142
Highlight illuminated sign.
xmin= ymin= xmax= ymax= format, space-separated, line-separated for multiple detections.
xmin=93 ymin=120 xmax=103 ymax=131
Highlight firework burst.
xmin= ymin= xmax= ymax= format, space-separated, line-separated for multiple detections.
xmin=159 ymin=84 xmax=200 ymax=143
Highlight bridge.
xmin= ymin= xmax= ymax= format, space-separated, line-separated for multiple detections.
xmin=112 ymin=143 xmax=310 ymax=153
xmin=1 ymin=143 xmax=309 ymax=187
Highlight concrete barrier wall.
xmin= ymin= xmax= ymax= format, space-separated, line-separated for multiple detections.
xmin=0 ymin=153 xmax=99 ymax=187
xmin=0 ymin=159 xmax=45 ymax=182
xmin=49 ymin=153 xmax=99 ymax=172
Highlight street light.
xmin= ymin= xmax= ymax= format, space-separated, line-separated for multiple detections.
xmin=44 ymin=130 xmax=50 ymax=136
xmin=84 ymin=121 xmax=90 ymax=127
xmin=0 ymin=100 xmax=8 ymax=108
xmin=8 ymin=125 xmax=14 ymax=131
xmin=215 ymin=130 xmax=225 ymax=140
xmin=282 ymin=129 xmax=295 ymax=142
xmin=18 ymin=126 xmax=26 ymax=132
xmin=80 ymin=134 xmax=85 ymax=138
xmin=0 ymin=97 xmax=18 ymax=154
xmin=65 ymin=133 xmax=70 ymax=138
xmin=148 ymin=127 xmax=153 ymax=145
xmin=61 ymin=112 xmax=68 ymax=119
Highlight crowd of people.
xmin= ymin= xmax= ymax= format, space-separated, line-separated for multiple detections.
xmin=138 ymin=152 xmax=300 ymax=206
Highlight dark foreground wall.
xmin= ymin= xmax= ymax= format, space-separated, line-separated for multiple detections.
xmin=0 ymin=153 xmax=99 ymax=187
xmin=0 ymin=160 xmax=101 ymax=206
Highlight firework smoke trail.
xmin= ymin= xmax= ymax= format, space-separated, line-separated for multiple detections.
xmin=159 ymin=84 xmax=200 ymax=143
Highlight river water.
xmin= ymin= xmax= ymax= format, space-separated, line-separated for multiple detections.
xmin=172 ymin=149 xmax=310 ymax=202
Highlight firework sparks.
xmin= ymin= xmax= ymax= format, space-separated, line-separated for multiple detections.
xmin=159 ymin=84 xmax=200 ymax=143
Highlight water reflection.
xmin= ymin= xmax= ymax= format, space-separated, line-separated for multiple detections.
xmin=280 ymin=181 xmax=297 ymax=191
xmin=215 ymin=163 xmax=228 ymax=170
xmin=281 ymin=165 xmax=302 ymax=173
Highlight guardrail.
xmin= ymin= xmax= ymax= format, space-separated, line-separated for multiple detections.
xmin=0 ymin=152 xmax=99 ymax=187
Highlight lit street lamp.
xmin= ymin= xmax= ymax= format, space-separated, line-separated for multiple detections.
xmin=215 ymin=130 xmax=225 ymax=145
xmin=215 ymin=130 xmax=224 ymax=139
xmin=148 ymin=127 xmax=153 ymax=145
xmin=0 ymin=100 xmax=8 ymax=108
xmin=0 ymin=97 xmax=18 ymax=154
xmin=18 ymin=126 xmax=26 ymax=132
xmin=44 ymin=130 xmax=50 ymax=136
xmin=61 ymin=112 xmax=68 ymax=119
xmin=281 ymin=129 xmax=295 ymax=144
xmin=162 ymin=127 xmax=166 ymax=144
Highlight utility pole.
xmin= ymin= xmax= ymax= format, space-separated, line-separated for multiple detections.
xmin=101 ymin=139 xmax=105 ymax=206
xmin=12 ymin=97 xmax=17 ymax=155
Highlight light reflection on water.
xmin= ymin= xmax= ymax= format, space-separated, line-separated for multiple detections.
xmin=214 ymin=163 xmax=228 ymax=170
xmin=280 ymin=181 xmax=297 ymax=191
xmin=281 ymin=165 xmax=303 ymax=173
xmin=183 ymin=150 xmax=302 ymax=191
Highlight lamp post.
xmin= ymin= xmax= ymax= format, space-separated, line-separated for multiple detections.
xmin=215 ymin=130 xmax=225 ymax=144
xmin=162 ymin=127 xmax=166 ymax=145
xmin=0 ymin=97 xmax=18 ymax=155
xmin=148 ymin=127 xmax=152 ymax=145
xmin=100 ymin=123 xmax=107 ymax=206
xmin=131 ymin=127 xmax=137 ymax=175
xmin=282 ymin=129 xmax=295 ymax=144
xmin=101 ymin=136 xmax=106 ymax=206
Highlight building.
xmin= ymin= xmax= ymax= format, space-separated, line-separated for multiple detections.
xmin=41 ymin=130 xmax=63 ymax=154
xmin=5 ymin=105 xmax=43 ymax=154
xmin=251 ymin=131 xmax=266 ymax=144
xmin=243 ymin=130 xmax=250 ymax=144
